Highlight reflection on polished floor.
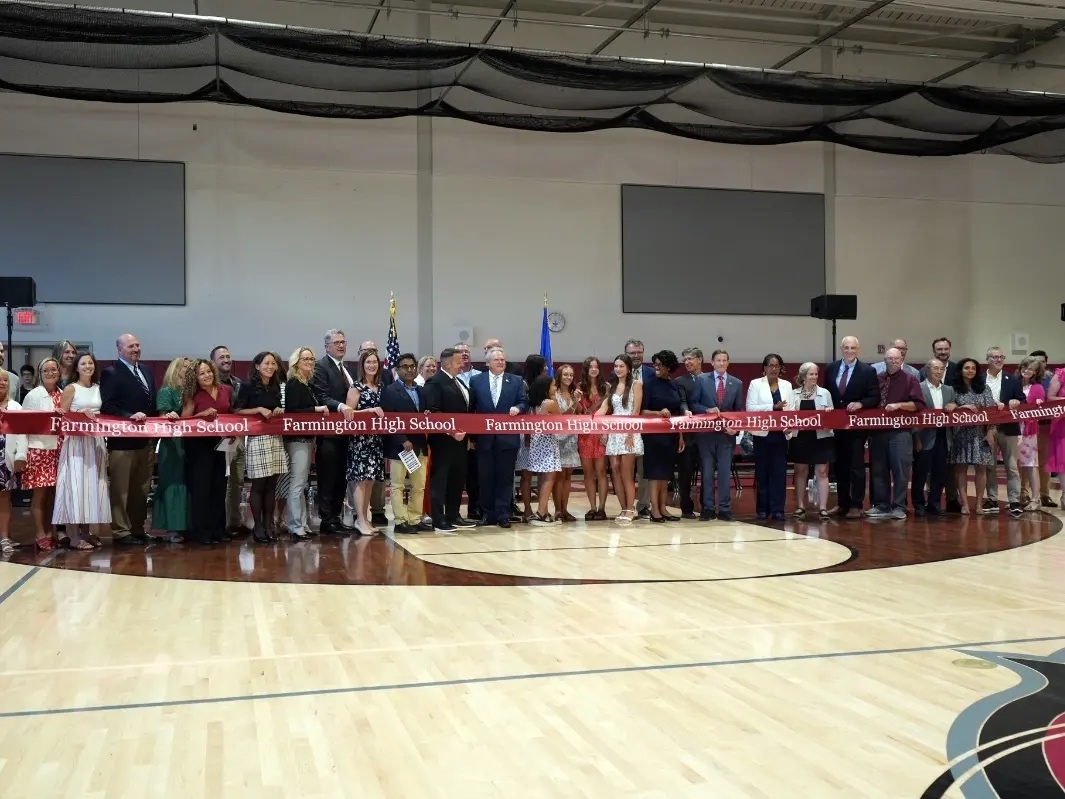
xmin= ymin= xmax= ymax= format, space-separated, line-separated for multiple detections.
xmin=0 ymin=488 xmax=1063 ymax=798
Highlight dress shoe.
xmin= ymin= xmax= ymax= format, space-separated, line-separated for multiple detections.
xmin=498 ymin=520 xmax=511 ymax=529
xmin=477 ymin=519 xmax=496 ymax=527
xmin=371 ymin=513 xmax=389 ymax=526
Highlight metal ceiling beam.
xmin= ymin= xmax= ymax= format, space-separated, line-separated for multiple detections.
xmin=481 ymin=0 xmax=518 ymax=45
xmin=365 ymin=0 xmax=386 ymax=34
xmin=590 ymin=0 xmax=665 ymax=55
xmin=771 ymin=0 xmax=898 ymax=69
xmin=433 ymin=0 xmax=519 ymax=107
xmin=929 ymin=19 xmax=1065 ymax=82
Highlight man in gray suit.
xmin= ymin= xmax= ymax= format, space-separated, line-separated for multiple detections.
xmin=912 ymin=359 xmax=956 ymax=516
xmin=691 ymin=349 xmax=744 ymax=521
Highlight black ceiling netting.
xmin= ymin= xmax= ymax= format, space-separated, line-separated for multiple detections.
xmin=4 ymin=1 xmax=1065 ymax=161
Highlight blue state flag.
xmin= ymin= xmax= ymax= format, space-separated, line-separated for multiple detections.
xmin=539 ymin=296 xmax=554 ymax=376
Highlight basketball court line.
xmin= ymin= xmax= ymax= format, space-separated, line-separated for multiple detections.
xmin=412 ymin=536 xmax=796 ymax=556
xmin=0 ymin=566 xmax=38 ymax=607
xmin=2 ymin=632 xmax=1062 ymax=720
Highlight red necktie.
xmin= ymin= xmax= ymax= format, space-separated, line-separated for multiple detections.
xmin=717 ymin=374 xmax=725 ymax=407
xmin=839 ymin=363 xmax=849 ymax=394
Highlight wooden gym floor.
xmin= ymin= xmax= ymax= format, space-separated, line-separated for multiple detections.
xmin=0 ymin=483 xmax=1063 ymax=798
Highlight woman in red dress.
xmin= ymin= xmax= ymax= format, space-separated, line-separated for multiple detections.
xmin=576 ymin=357 xmax=609 ymax=521
xmin=22 ymin=357 xmax=64 ymax=551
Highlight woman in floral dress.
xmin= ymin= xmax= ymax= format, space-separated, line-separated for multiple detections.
xmin=948 ymin=358 xmax=996 ymax=515
xmin=345 ymin=349 xmax=386 ymax=537
xmin=22 ymin=357 xmax=64 ymax=551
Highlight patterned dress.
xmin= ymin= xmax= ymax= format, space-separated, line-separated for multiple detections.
xmin=555 ymin=392 xmax=581 ymax=468
xmin=605 ymin=384 xmax=643 ymax=456
xmin=949 ymin=386 xmax=995 ymax=467
xmin=53 ymin=383 xmax=111 ymax=524
xmin=0 ymin=436 xmax=19 ymax=493
xmin=236 ymin=380 xmax=288 ymax=480
xmin=346 ymin=381 xmax=384 ymax=482
xmin=527 ymin=403 xmax=562 ymax=473
xmin=1018 ymin=383 xmax=1044 ymax=468
xmin=22 ymin=388 xmax=63 ymax=489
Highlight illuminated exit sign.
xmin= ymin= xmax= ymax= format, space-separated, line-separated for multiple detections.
xmin=12 ymin=308 xmax=48 ymax=331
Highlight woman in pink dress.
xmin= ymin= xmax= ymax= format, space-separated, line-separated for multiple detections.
xmin=1018 ymin=356 xmax=1047 ymax=512
xmin=1048 ymin=366 xmax=1065 ymax=484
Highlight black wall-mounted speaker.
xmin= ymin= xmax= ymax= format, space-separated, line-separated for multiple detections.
xmin=810 ymin=294 xmax=857 ymax=321
xmin=0 ymin=277 xmax=36 ymax=309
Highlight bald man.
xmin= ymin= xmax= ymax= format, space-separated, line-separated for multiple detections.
xmin=824 ymin=336 xmax=880 ymax=519
xmin=100 ymin=333 xmax=157 ymax=543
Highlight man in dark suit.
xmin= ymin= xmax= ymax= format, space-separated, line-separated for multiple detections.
xmin=100 ymin=333 xmax=157 ymax=544
xmin=691 ymin=348 xmax=744 ymax=521
xmin=824 ymin=335 xmax=880 ymax=519
xmin=422 ymin=347 xmax=476 ymax=534
xmin=470 ymin=346 xmax=528 ymax=527
xmin=312 ymin=328 xmax=357 ymax=536
xmin=380 ymin=352 xmax=432 ymax=534
xmin=674 ymin=347 xmax=703 ymax=518
xmin=983 ymin=346 xmax=1026 ymax=516
xmin=918 ymin=336 xmax=958 ymax=386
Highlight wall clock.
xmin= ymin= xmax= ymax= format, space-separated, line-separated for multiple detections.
xmin=547 ymin=311 xmax=566 ymax=332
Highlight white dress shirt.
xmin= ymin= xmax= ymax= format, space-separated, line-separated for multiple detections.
xmin=927 ymin=382 xmax=944 ymax=410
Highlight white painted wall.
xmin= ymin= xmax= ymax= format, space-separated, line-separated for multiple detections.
xmin=2 ymin=2 xmax=1064 ymax=364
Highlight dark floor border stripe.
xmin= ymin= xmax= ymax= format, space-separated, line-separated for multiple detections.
xmin=2 ymin=632 xmax=1062 ymax=720
xmin=0 ymin=566 xmax=39 ymax=607
xmin=418 ymin=536 xmax=797 ymax=556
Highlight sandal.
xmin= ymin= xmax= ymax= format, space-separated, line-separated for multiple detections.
xmin=793 ymin=508 xmax=807 ymax=518
xmin=69 ymin=539 xmax=94 ymax=551
xmin=584 ymin=510 xmax=597 ymax=521
xmin=818 ymin=509 xmax=830 ymax=520
xmin=34 ymin=537 xmax=54 ymax=552
xmin=57 ymin=536 xmax=72 ymax=549
xmin=0 ymin=538 xmax=15 ymax=555
xmin=85 ymin=535 xmax=103 ymax=548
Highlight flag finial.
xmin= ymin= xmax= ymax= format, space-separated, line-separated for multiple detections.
xmin=543 ymin=293 xmax=548 ymax=308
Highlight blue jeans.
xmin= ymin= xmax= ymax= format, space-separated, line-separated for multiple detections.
xmin=697 ymin=434 xmax=734 ymax=513
xmin=285 ymin=440 xmax=314 ymax=533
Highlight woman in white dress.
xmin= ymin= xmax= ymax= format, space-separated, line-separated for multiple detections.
xmin=52 ymin=352 xmax=110 ymax=549
xmin=598 ymin=354 xmax=643 ymax=524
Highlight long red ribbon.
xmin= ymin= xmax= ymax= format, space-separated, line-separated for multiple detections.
xmin=0 ymin=402 xmax=1061 ymax=438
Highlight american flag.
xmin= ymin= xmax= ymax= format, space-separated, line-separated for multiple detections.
xmin=385 ymin=292 xmax=400 ymax=369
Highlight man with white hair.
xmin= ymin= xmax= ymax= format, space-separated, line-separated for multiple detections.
xmin=982 ymin=346 xmax=1025 ymax=516
xmin=912 ymin=358 xmax=956 ymax=515
xmin=824 ymin=336 xmax=880 ymax=519
xmin=470 ymin=347 xmax=528 ymax=527
xmin=866 ymin=348 xmax=924 ymax=519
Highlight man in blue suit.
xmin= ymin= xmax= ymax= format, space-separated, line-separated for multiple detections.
xmin=691 ymin=349 xmax=744 ymax=521
xmin=470 ymin=346 xmax=529 ymax=528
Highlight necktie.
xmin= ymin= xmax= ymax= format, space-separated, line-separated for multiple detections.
xmin=134 ymin=364 xmax=149 ymax=394
xmin=491 ymin=374 xmax=501 ymax=406
xmin=716 ymin=375 xmax=725 ymax=407
xmin=839 ymin=363 xmax=850 ymax=394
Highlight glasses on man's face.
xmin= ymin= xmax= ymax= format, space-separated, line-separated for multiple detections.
xmin=989 ymin=355 xmax=1005 ymax=361
xmin=398 ymin=363 xmax=417 ymax=370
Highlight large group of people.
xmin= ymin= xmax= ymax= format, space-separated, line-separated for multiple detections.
xmin=0 ymin=331 xmax=1061 ymax=553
